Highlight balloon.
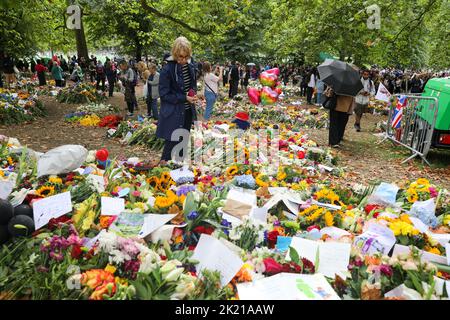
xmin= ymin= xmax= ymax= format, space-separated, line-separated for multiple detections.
xmin=266 ymin=68 xmax=280 ymax=76
xmin=247 ymin=88 xmax=261 ymax=105
xmin=96 ymin=149 xmax=109 ymax=162
xmin=260 ymin=87 xmax=279 ymax=105
xmin=259 ymin=72 xmax=278 ymax=88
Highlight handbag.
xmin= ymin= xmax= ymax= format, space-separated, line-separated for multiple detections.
xmin=322 ymin=87 xmax=337 ymax=110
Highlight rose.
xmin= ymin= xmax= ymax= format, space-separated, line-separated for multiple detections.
xmin=364 ymin=204 xmax=381 ymax=215
xmin=267 ymin=230 xmax=279 ymax=249
xmin=263 ymin=257 xmax=283 ymax=276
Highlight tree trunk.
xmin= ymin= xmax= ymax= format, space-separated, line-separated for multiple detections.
xmin=75 ymin=14 xmax=89 ymax=61
xmin=135 ymin=40 xmax=142 ymax=61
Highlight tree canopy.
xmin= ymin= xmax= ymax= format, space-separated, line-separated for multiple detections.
xmin=0 ymin=0 xmax=448 ymax=69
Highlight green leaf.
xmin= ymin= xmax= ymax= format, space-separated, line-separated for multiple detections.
xmin=289 ymin=246 xmax=300 ymax=264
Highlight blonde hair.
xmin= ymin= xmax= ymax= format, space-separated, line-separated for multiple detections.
xmin=143 ymin=70 xmax=150 ymax=80
xmin=171 ymin=37 xmax=192 ymax=60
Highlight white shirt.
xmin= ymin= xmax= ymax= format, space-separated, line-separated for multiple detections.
xmin=308 ymin=74 xmax=316 ymax=88
xmin=204 ymin=72 xmax=219 ymax=94
xmin=355 ymin=77 xmax=375 ymax=105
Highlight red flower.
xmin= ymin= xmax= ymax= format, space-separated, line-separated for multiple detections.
xmin=364 ymin=204 xmax=381 ymax=215
xmin=267 ymin=230 xmax=279 ymax=249
xmin=263 ymin=258 xmax=283 ymax=276
xmin=297 ymin=151 xmax=306 ymax=159
xmin=71 ymin=244 xmax=83 ymax=259
xmin=307 ymin=225 xmax=320 ymax=232
xmin=188 ymin=245 xmax=196 ymax=251
xmin=48 ymin=215 xmax=72 ymax=230
xmin=193 ymin=226 xmax=214 ymax=235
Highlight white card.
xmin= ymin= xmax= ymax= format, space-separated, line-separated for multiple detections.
xmin=434 ymin=276 xmax=445 ymax=296
xmin=409 ymin=217 xmax=429 ymax=234
xmin=191 ymin=234 xmax=244 ymax=287
xmin=0 ymin=180 xmax=15 ymax=200
xmin=227 ymin=188 xmax=257 ymax=207
xmin=263 ymin=194 xmax=283 ymax=210
xmin=138 ymin=214 xmax=177 ymax=238
xmin=317 ymin=242 xmax=351 ymax=278
xmin=287 ymin=237 xmax=319 ymax=264
xmin=101 ymin=197 xmax=125 ymax=216
xmin=283 ymin=198 xmax=300 ymax=215
xmin=237 ymin=273 xmax=340 ymax=300
xmin=250 ymin=206 xmax=268 ymax=223
xmin=429 ymin=233 xmax=450 ymax=247
xmin=268 ymin=187 xmax=288 ymax=195
xmin=220 ymin=210 xmax=243 ymax=227
xmin=33 ymin=191 xmax=72 ymax=230
xmin=311 ymin=200 xmax=341 ymax=211
xmin=353 ymin=222 xmax=396 ymax=255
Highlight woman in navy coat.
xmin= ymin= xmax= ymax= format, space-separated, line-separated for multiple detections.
xmin=156 ymin=37 xmax=198 ymax=163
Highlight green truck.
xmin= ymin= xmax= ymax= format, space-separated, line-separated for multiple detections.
xmin=418 ymin=77 xmax=450 ymax=148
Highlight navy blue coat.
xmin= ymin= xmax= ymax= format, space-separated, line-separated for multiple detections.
xmin=156 ymin=60 xmax=197 ymax=141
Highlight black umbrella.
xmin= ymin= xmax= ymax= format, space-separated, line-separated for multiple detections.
xmin=318 ymin=59 xmax=363 ymax=97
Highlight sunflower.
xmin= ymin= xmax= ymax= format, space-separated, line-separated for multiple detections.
xmin=147 ymin=176 xmax=161 ymax=189
xmin=406 ymin=189 xmax=418 ymax=203
xmin=324 ymin=211 xmax=334 ymax=227
xmin=0 ymin=170 xmax=4 ymax=177
xmin=255 ymin=173 xmax=269 ymax=188
xmin=276 ymin=169 xmax=287 ymax=181
xmin=427 ymin=247 xmax=441 ymax=255
xmin=48 ymin=176 xmax=63 ymax=184
xmin=160 ymin=172 xmax=171 ymax=184
xmin=36 ymin=185 xmax=55 ymax=197
xmin=226 ymin=165 xmax=239 ymax=176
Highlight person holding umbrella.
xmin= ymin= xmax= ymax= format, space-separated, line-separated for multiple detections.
xmin=318 ymin=60 xmax=363 ymax=148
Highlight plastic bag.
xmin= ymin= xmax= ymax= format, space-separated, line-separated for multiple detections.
xmin=37 ymin=145 xmax=88 ymax=178
xmin=367 ymin=182 xmax=399 ymax=206
xmin=408 ymin=198 xmax=437 ymax=228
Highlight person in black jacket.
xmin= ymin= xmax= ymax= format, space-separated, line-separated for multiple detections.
xmin=3 ymin=53 xmax=16 ymax=88
xmin=229 ymin=61 xmax=240 ymax=99
xmin=156 ymin=37 xmax=198 ymax=163
xmin=105 ymin=58 xmax=116 ymax=97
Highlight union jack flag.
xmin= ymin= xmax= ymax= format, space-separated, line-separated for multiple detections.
xmin=392 ymin=95 xmax=407 ymax=129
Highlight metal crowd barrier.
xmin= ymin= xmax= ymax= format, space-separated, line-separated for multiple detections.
xmin=380 ymin=94 xmax=439 ymax=165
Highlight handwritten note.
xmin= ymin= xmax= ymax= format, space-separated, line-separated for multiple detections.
xmin=283 ymin=198 xmax=300 ymax=215
xmin=227 ymin=188 xmax=257 ymax=207
xmin=33 ymin=191 xmax=72 ymax=230
xmin=101 ymin=197 xmax=125 ymax=216
xmin=320 ymin=227 xmax=351 ymax=240
xmin=191 ymin=234 xmax=244 ymax=287
xmin=237 ymin=273 xmax=340 ymax=300
xmin=317 ymin=242 xmax=351 ymax=278
xmin=138 ymin=214 xmax=177 ymax=238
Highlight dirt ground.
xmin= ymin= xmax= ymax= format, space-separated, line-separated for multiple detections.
xmin=0 ymin=83 xmax=449 ymax=188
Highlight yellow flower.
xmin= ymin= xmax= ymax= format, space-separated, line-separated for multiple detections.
xmin=0 ymin=170 xmax=4 ymax=177
xmin=48 ymin=176 xmax=63 ymax=184
xmin=255 ymin=174 xmax=269 ymax=188
xmin=427 ymin=247 xmax=441 ymax=255
xmin=324 ymin=211 xmax=334 ymax=226
xmin=226 ymin=165 xmax=239 ymax=176
xmin=105 ymin=264 xmax=117 ymax=274
xmin=276 ymin=169 xmax=287 ymax=181
xmin=406 ymin=189 xmax=418 ymax=203
xmin=36 ymin=185 xmax=55 ymax=197
xmin=160 ymin=172 xmax=171 ymax=184
xmin=416 ymin=178 xmax=430 ymax=186
xmin=306 ymin=208 xmax=323 ymax=222
xmin=389 ymin=221 xmax=420 ymax=237
xmin=315 ymin=188 xmax=339 ymax=204
xmin=7 ymin=156 xmax=14 ymax=166
xmin=443 ymin=215 xmax=450 ymax=226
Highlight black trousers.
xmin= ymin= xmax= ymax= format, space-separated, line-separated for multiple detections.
xmin=329 ymin=110 xmax=349 ymax=146
xmin=55 ymin=79 xmax=63 ymax=87
xmin=161 ymin=108 xmax=193 ymax=161
xmin=107 ymin=76 xmax=115 ymax=96
xmin=306 ymin=87 xmax=313 ymax=104
xmin=229 ymin=80 xmax=239 ymax=98
xmin=38 ymin=73 xmax=46 ymax=86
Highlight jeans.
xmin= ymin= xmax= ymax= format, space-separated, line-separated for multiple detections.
xmin=161 ymin=108 xmax=193 ymax=161
xmin=147 ymin=98 xmax=159 ymax=119
xmin=204 ymin=90 xmax=216 ymax=120
xmin=316 ymin=92 xmax=323 ymax=105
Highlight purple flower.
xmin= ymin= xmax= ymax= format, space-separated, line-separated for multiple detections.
xmin=176 ymin=185 xmax=196 ymax=196
xmin=49 ymin=251 xmax=64 ymax=261
xmin=187 ymin=211 xmax=199 ymax=220
xmin=273 ymin=220 xmax=281 ymax=227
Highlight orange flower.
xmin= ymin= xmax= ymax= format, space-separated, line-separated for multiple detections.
xmin=234 ymin=265 xmax=253 ymax=283
xmin=364 ymin=256 xmax=381 ymax=266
